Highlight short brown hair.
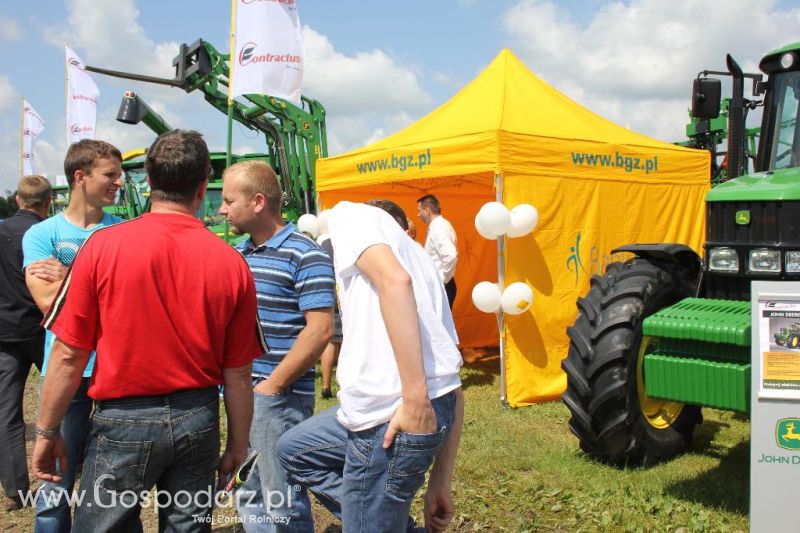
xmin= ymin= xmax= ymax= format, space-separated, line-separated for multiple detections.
xmin=146 ymin=130 xmax=211 ymax=204
xmin=17 ymin=175 xmax=52 ymax=209
xmin=63 ymin=139 xmax=122 ymax=188
xmin=223 ymin=160 xmax=282 ymax=216
xmin=417 ymin=194 xmax=441 ymax=214
xmin=366 ymin=199 xmax=409 ymax=230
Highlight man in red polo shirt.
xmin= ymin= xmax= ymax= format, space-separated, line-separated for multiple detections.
xmin=31 ymin=130 xmax=265 ymax=531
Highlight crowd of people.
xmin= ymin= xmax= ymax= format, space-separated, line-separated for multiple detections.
xmin=0 ymin=130 xmax=464 ymax=533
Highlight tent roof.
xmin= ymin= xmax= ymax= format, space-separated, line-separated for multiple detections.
xmin=368 ymin=49 xmax=680 ymax=148
xmin=317 ymin=48 xmax=707 ymax=191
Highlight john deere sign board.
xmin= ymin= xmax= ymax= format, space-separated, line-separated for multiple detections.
xmin=751 ymin=282 xmax=800 ymax=531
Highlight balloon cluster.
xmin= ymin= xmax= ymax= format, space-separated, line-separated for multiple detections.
xmin=474 ymin=202 xmax=538 ymax=240
xmin=472 ymin=281 xmax=533 ymax=315
xmin=471 ymin=202 xmax=538 ymax=315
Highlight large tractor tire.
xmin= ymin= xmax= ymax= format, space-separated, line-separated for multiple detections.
xmin=561 ymin=257 xmax=702 ymax=466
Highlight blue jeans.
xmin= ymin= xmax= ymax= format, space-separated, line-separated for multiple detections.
xmin=35 ymin=377 xmax=92 ymax=533
xmin=277 ymin=390 xmax=457 ymax=533
xmin=237 ymin=382 xmax=315 ymax=532
xmin=71 ymin=387 xmax=220 ymax=533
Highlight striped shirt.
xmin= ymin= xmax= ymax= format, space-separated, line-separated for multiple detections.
xmin=238 ymin=222 xmax=335 ymax=384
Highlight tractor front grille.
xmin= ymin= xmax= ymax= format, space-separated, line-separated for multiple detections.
xmin=704 ymin=200 xmax=800 ymax=300
xmin=707 ymin=200 xmax=800 ymax=245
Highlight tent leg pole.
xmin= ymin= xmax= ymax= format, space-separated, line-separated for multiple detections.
xmin=495 ymin=173 xmax=508 ymax=407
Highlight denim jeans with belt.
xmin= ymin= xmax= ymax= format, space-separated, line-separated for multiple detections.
xmin=71 ymin=387 xmax=220 ymax=533
xmin=236 ymin=378 xmax=315 ymax=533
xmin=34 ymin=376 xmax=92 ymax=533
xmin=277 ymin=390 xmax=457 ymax=533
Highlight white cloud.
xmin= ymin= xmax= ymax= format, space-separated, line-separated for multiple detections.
xmin=323 ymin=111 xmax=418 ymax=156
xmin=42 ymin=0 xmax=189 ymax=112
xmin=0 ymin=129 xmax=20 ymax=192
xmin=503 ymin=0 xmax=800 ymax=141
xmin=0 ymin=129 xmax=62 ymax=193
xmin=0 ymin=75 xmax=17 ymax=114
xmin=0 ymin=15 xmax=22 ymax=42
xmin=302 ymin=26 xmax=433 ymax=154
xmin=0 ymin=76 xmax=21 ymax=192
xmin=303 ymin=26 xmax=432 ymax=117
xmin=46 ymin=0 xmax=178 ymax=79
xmin=32 ymin=139 xmax=65 ymax=181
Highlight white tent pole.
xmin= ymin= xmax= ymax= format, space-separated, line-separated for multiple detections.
xmin=495 ymin=172 xmax=508 ymax=406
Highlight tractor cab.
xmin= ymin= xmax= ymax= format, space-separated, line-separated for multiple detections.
xmin=699 ymin=43 xmax=800 ymax=301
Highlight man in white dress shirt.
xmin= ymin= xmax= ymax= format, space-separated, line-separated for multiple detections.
xmin=417 ymin=194 xmax=458 ymax=309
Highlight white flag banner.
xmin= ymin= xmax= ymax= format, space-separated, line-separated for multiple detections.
xmin=230 ymin=0 xmax=304 ymax=103
xmin=22 ymin=99 xmax=45 ymax=176
xmin=65 ymin=45 xmax=99 ymax=144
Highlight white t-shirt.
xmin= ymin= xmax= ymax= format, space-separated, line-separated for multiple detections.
xmin=329 ymin=202 xmax=462 ymax=431
xmin=424 ymin=215 xmax=458 ymax=283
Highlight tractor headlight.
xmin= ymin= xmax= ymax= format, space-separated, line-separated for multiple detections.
xmin=708 ymin=247 xmax=739 ymax=273
xmin=749 ymin=248 xmax=781 ymax=273
xmin=781 ymin=52 xmax=795 ymax=70
xmin=786 ymin=251 xmax=800 ymax=273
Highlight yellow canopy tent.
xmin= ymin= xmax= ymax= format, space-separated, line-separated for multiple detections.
xmin=316 ymin=49 xmax=710 ymax=406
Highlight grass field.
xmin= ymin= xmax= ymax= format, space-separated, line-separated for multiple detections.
xmin=0 ymin=351 xmax=749 ymax=532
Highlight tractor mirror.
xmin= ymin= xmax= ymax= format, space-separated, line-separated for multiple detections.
xmin=692 ymin=78 xmax=721 ymax=119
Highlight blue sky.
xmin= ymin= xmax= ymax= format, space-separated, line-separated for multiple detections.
xmin=0 ymin=0 xmax=799 ymax=192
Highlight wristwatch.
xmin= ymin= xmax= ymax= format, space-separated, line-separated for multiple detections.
xmin=35 ymin=425 xmax=59 ymax=438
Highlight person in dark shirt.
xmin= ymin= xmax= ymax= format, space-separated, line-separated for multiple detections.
xmin=0 ymin=175 xmax=51 ymax=511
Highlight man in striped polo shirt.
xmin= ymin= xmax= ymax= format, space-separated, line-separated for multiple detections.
xmin=219 ymin=160 xmax=334 ymax=532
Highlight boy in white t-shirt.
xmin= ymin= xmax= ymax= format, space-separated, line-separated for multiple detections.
xmin=278 ymin=199 xmax=464 ymax=532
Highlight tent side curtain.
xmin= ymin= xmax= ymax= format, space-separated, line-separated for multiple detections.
xmin=319 ymin=176 xmax=500 ymax=349
xmin=501 ymin=169 xmax=709 ymax=406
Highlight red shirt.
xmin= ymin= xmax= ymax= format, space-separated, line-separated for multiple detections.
xmin=47 ymin=212 xmax=265 ymax=400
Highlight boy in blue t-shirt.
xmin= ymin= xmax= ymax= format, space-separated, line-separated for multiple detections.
xmin=22 ymin=139 xmax=123 ymax=529
xmin=24 ymin=210 xmax=121 ymax=377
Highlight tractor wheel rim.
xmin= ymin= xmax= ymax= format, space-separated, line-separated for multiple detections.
xmin=637 ymin=336 xmax=685 ymax=429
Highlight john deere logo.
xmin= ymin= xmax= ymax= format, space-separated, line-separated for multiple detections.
xmin=776 ymin=418 xmax=800 ymax=450
xmin=736 ymin=210 xmax=750 ymax=225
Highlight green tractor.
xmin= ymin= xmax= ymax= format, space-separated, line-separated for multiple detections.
xmin=774 ymin=322 xmax=800 ymax=349
xmin=85 ymin=39 xmax=327 ymax=230
xmin=774 ymin=326 xmax=790 ymax=347
xmin=562 ymin=42 xmax=800 ymax=466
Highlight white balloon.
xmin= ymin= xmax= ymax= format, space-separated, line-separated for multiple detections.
xmin=474 ymin=214 xmax=497 ymax=240
xmin=501 ymin=282 xmax=533 ymax=315
xmin=297 ymin=213 xmax=319 ymax=238
xmin=476 ymin=202 xmax=511 ymax=237
xmin=316 ymin=209 xmax=332 ymax=235
xmin=471 ymin=282 xmax=502 ymax=313
xmin=507 ymin=204 xmax=539 ymax=238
